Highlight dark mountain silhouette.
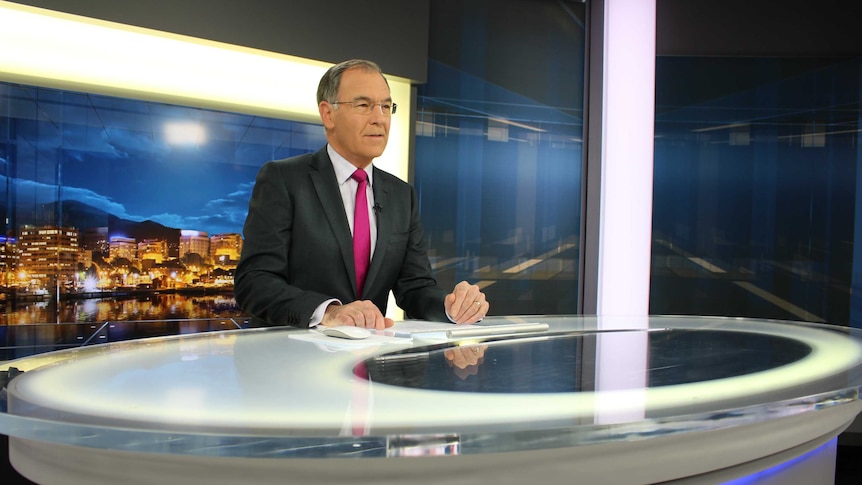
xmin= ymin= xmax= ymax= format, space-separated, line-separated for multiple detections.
xmin=26 ymin=200 xmax=181 ymax=248
xmin=109 ymin=217 xmax=180 ymax=245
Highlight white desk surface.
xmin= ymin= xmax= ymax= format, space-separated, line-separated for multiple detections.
xmin=2 ymin=315 xmax=861 ymax=484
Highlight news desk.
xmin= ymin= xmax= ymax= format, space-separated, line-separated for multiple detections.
xmin=2 ymin=315 xmax=861 ymax=485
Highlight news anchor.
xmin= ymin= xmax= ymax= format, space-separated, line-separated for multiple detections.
xmin=235 ymin=59 xmax=489 ymax=330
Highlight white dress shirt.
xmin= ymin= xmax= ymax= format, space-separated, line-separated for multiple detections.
xmin=309 ymin=145 xmax=378 ymax=326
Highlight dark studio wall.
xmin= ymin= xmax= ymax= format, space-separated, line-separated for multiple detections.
xmin=12 ymin=0 xmax=862 ymax=82
xmin=8 ymin=0 xmax=430 ymax=83
xmin=657 ymin=0 xmax=862 ymax=57
xmin=655 ymin=0 xmax=862 ymax=109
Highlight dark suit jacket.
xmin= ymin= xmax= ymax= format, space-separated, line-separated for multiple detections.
xmin=234 ymin=147 xmax=448 ymax=327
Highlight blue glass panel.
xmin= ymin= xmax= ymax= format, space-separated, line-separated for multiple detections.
xmin=651 ymin=57 xmax=862 ymax=328
xmin=416 ymin=0 xmax=587 ymax=316
xmin=0 ymin=82 xmax=326 ymax=324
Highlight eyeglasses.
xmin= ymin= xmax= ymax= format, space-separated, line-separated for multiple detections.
xmin=332 ymin=99 xmax=397 ymax=115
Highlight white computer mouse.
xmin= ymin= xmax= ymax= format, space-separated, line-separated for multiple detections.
xmin=321 ymin=326 xmax=371 ymax=340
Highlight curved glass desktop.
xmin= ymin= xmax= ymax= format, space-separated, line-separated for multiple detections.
xmin=1 ymin=315 xmax=861 ymax=484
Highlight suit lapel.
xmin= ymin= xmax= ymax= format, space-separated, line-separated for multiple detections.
xmin=308 ymin=149 xmax=358 ymax=295
xmin=364 ymin=168 xmax=391 ymax=294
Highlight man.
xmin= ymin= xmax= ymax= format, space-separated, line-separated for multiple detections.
xmin=234 ymin=59 xmax=489 ymax=329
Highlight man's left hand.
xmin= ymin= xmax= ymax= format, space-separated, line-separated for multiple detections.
xmin=444 ymin=281 xmax=488 ymax=324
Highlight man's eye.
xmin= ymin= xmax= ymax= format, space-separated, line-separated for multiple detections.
xmin=355 ymin=103 xmax=371 ymax=109
xmin=380 ymin=104 xmax=392 ymax=111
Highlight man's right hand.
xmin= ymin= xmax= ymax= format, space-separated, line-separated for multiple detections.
xmin=321 ymin=300 xmax=394 ymax=330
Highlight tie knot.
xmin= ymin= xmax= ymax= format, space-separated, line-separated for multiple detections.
xmin=351 ymin=169 xmax=367 ymax=183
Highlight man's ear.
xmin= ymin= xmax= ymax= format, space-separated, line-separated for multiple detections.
xmin=319 ymin=101 xmax=335 ymax=130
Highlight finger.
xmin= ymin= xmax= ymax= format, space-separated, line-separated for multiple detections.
xmin=464 ymin=300 xmax=488 ymax=324
xmin=355 ymin=308 xmax=374 ymax=328
xmin=457 ymin=346 xmax=483 ymax=367
xmin=365 ymin=302 xmax=388 ymax=330
xmin=371 ymin=310 xmax=386 ymax=330
xmin=463 ymin=346 xmax=482 ymax=366
xmin=444 ymin=293 xmax=461 ymax=320
xmin=448 ymin=282 xmax=480 ymax=321
xmin=453 ymin=280 xmax=471 ymax=296
xmin=448 ymin=348 xmax=469 ymax=369
xmin=475 ymin=345 xmax=488 ymax=359
xmin=455 ymin=280 xmax=478 ymax=306
xmin=357 ymin=301 xmax=385 ymax=329
xmin=335 ymin=300 xmax=382 ymax=329
xmin=455 ymin=295 xmax=486 ymax=324
xmin=464 ymin=300 xmax=483 ymax=323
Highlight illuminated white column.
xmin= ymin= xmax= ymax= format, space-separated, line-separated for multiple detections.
xmin=596 ymin=0 xmax=656 ymax=318
xmin=593 ymin=0 xmax=655 ymax=424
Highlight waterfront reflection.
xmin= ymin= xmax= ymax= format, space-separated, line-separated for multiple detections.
xmin=0 ymin=293 xmax=243 ymax=325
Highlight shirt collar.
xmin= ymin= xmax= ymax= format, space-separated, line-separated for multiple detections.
xmin=328 ymin=145 xmax=373 ymax=187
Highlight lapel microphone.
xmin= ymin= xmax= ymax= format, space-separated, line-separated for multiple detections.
xmin=373 ymin=203 xmax=382 ymax=214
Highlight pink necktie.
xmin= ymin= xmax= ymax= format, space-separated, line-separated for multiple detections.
xmin=351 ymin=169 xmax=371 ymax=298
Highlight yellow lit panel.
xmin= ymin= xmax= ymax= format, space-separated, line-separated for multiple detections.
xmin=0 ymin=0 xmax=411 ymax=182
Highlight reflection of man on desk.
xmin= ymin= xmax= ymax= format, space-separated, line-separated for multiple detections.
xmin=235 ymin=59 xmax=489 ymax=330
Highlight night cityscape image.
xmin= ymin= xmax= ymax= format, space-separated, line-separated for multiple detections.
xmin=0 ymin=81 xmax=327 ymax=323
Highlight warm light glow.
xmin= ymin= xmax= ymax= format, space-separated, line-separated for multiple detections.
xmin=164 ymin=122 xmax=206 ymax=146
xmin=0 ymin=1 xmax=323 ymax=123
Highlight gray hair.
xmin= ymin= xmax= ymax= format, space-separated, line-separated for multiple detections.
xmin=317 ymin=59 xmax=389 ymax=105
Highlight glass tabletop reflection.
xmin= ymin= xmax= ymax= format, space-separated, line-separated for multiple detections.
xmin=365 ymin=328 xmax=813 ymax=393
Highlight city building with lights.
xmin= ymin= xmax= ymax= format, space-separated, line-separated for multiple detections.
xmin=210 ymin=233 xmax=242 ymax=269
xmin=109 ymin=236 xmax=137 ymax=261
xmin=180 ymin=230 xmax=210 ymax=259
xmin=137 ymin=239 xmax=167 ymax=264
xmin=17 ymin=225 xmax=81 ymax=290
